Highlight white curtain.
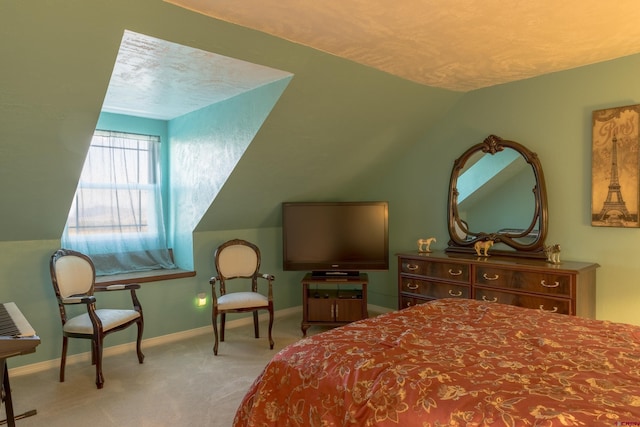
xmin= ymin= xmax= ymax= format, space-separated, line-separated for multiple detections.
xmin=62 ymin=130 xmax=176 ymax=275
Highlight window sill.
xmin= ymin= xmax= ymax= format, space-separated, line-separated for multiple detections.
xmin=95 ymin=269 xmax=196 ymax=288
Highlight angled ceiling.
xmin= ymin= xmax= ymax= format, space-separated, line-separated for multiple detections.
xmin=102 ymin=31 xmax=293 ymax=120
xmin=166 ymin=0 xmax=640 ymax=91
xmin=0 ymin=0 xmax=460 ymax=242
xmin=7 ymin=0 xmax=635 ymax=241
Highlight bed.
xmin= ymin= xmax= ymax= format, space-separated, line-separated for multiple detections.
xmin=233 ymin=298 xmax=640 ymax=426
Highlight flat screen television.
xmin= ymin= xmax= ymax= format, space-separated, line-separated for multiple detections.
xmin=282 ymin=201 xmax=389 ymax=276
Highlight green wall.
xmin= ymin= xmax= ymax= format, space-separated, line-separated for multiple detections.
xmin=367 ymin=53 xmax=640 ymax=326
xmin=7 ymin=229 xmax=292 ymax=368
xmin=169 ymin=79 xmax=291 ymax=270
xmin=2 ymin=0 xmax=457 ymax=368
xmin=2 ymin=0 xmax=640 ymax=371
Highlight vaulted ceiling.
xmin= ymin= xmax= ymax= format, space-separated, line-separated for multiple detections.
xmin=3 ymin=0 xmax=639 ymax=242
xmin=167 ymin=0 xmax=640 ymax=92
xmin=101 ymin=30 xmax=292 ymax=120
xmin=1 ymin=0 xmax=460 ymax=241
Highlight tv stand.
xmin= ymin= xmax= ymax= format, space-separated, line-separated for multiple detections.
xmin=301 ymin=273 xmax=368 ymax=336
xmin=311 ymin=270 xmax=360 ymax=278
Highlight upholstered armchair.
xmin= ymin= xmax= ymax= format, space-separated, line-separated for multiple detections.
xmin=49 ymin=249 xmax=144 ymax=389
xmin=209 ymin=239 xmax=274 ymax=355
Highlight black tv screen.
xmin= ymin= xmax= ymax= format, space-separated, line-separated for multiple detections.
xmin=282 ymin=201 xmax=389 ymax=275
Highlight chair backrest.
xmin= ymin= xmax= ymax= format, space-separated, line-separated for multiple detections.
xmin=50 ymin=249 xmax=96 ymax=299
xmin=215 ymin=239 xmax=260 ymax=280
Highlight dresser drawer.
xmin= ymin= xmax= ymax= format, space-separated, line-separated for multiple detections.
xmin=474 ymin=266 xmax=572 ymax=297
xmin=400 ymin=277 xmax=470 ymax=299
xmin=396 ymin=251 xmax=597 ymax=318
xmin=400 ymin=258 xmax=470 ymax=284
xmin=474 ymin=287 xmax=571 ymax=315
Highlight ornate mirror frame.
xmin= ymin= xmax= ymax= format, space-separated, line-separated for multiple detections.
xmin=446 ymin=135 xmax=548 ymax=258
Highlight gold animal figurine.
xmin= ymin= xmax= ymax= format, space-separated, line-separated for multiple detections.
xmin=544 ymin=244 xmax=561 ymax=264
xmin=474 ymin=240 xmax=494 ymax=257
xmin=417 ymin=237 xmax=436 ymax=253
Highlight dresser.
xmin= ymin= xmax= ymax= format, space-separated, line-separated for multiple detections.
xmin=397 ymin=251 xmax=599 ymax=318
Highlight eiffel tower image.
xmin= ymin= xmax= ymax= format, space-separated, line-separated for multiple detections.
xmin=598 ymin=134 xmax=632 ymax=222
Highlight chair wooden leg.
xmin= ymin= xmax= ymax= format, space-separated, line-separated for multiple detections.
xmin=91 ymin=340 xmax=98 ymax=366
xmin=135 ymin=320 xmax=145 ymax=364
xmin=94 ymin=337 xmax=104 ymax=389
xmin=220 ymin=313 xmax=226 ymax=342
xmin=253 ymin=311 xmax=260 ymax=338
xmin=59 ymin=336 xmax=68 ymax=383
xmin=212 ymin=312 xmax=219 ymax=355
xmin=268 ymin=308 xmax=274 ymax=350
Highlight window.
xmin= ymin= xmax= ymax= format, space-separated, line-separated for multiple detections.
xmin=63 ymin=130 xmax=176 ymax=275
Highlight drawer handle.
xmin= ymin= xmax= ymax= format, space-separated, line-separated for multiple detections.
xmin=448 ymin=289 xmax=462 ymax=297
xmin=539 ymin=305 xmax=558 ymax=313
xmin=541 ymin=280 xmax=560 ymax=288
xmin=482 ymin=296 xmax=498 ymax=303
xmin=406 ymin=283 xmax=419 ymax=290
xmin=406 ymin=263 xmax=419 ymax=271
xmin=448 ymin=269 xmax=463 ymax=276
xmin=483 ymin=273 xmax=500 ymax=281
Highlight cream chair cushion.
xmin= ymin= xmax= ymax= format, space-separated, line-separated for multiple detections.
xmin=63 ymin=309 xmax=141 ymax=335
xmin=218 ymin=292 xmax=268 ymax=311
xmin=217 ymin=245 xmax=259 ymax=277
xmin=55 ymin=255 xmax=95 ymax=298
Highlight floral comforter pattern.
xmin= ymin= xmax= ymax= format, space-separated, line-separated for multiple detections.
xmin=233 ymin=298 xmax=640 ymax=426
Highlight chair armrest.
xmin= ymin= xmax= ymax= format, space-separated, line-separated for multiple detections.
xmin=257 ymin=273 xmax=274 ymax=300
xmin=95 ymin=283 xmax=141 ymax=292
xmin=94 ymin=283 xmax=143 ymax=313
xmin=61 ymin=295 xmax=96 ymax=304
xmin=209 ymin=277 xmax=220 ymax=306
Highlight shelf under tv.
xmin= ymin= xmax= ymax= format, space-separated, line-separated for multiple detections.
xmin=311 ymin=270 xmax=360 ymax=278
xmin=301 ymin=273 xmax=368 ymax=336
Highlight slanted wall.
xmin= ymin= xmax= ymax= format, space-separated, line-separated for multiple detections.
xmin=168 ymin=78 xmax=292 ymax=269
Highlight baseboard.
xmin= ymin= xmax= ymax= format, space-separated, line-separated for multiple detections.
xmin=9 ymin=306 xmax=302 ymax=377
xmin=9 ymin=304 xmax=393 ymax=377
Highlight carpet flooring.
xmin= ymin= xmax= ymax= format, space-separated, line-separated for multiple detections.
xmin=6 ymin=310 xmax=320 ymax=427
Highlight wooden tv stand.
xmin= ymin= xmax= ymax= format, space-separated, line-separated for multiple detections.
xmin=300 ymin=273 xmax=368 ymax=336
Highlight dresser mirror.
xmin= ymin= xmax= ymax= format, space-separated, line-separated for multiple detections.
xmin=446 ymin=135 xmax=548 ymax=258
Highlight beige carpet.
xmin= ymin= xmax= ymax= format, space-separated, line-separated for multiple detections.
xmin=6 ymin=310 xmax=327 ymax=427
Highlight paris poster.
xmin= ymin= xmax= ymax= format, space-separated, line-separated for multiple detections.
xmin=591 ymin=103 xmax=640 ymax=227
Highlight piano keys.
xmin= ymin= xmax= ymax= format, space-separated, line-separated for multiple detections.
xmin=0 ymin=303 xmax=39 ymax=358
xmin=0 ymin=302 xmax=40 ymax=427
xmin=0 ymin=302 xmax=35 ymax=336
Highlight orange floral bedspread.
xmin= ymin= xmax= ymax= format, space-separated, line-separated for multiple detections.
xmin=233 ymin=298 xmax=640 ymax=426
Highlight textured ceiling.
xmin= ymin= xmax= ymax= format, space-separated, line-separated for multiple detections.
xmin=166 ymin=0 xmax=640 ymax=91
xmin=102 ymin=31 xmax=293 ymax=120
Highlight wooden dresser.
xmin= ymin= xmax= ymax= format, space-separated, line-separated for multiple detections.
xmin=397 ymin=251 xmax=599 ymax=318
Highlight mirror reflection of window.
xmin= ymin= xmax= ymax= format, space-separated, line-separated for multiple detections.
xmin=448 ymin=135 xmax=548 ymax=257
xmin=458 ymin=148 xmax=536 ymax=238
